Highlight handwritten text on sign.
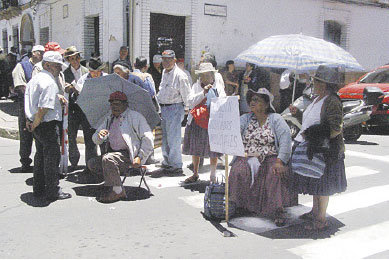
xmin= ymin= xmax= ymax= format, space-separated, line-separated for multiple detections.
xmin=208 ymin=96 xmax=245 ymax=156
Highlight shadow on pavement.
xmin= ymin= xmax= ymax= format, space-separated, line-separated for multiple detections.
xmin=201 ymin=212 xmax=237 ymax=237
xmin=258 ymin=216 xmax=345 ymax=239
xmin=148 ymin=168 xmax=185 ymax=178
xmin=228 ymin=215 xmax=344 ymax=240
xmin=66 ymin=172 xmax=103 ymax=185
xmin=344 ymin=140 xmax=378 ymax=145
xmin=8 ymin=167 xmax=33 ymax=174
xmin=73 ymin=185 xmax=152 ymax=201
xmin=180 ymin=180 xmax=209 ymax=193
xmin=0 ymin=101 xmax=18 ymax=117
xmin=20 ymin=192 xmax=50 ymax=207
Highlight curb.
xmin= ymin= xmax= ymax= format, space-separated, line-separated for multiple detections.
xmin=0 ymin=126 xmax=85 ymax=144
xmin=0 ymin=127 xmax=19 ymax=140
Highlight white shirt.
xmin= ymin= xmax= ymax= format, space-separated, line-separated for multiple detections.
xmin=71 ymin=65 xmax=82 ymax=83
xmin=295 ymin=96 xmax=328 ymax=143
xmin=24 ymin=70 xmax=63 ymax=122
xmin=156 ymin=64 xmax=191 ymax=106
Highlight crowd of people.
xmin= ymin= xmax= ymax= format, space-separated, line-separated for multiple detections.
xmin=9 ymin=41 xmax=347 ymax=231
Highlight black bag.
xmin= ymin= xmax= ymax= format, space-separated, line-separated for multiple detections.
xmin=203 ymin=179 xmax=235 ymax=220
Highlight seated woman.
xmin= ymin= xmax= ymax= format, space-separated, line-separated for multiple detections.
xmin=182 ymin=63 xmax=223 ymax=184
xmin=229 ymin=88 xmax=297 ymax=226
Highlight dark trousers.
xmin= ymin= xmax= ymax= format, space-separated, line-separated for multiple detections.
xmin=68 ymin=104 xmax=97 ymax=167
xmin=18 ymin=99 xmax=33 ymax=167
xmin=32 ymin=121 xmax=61 ymax=196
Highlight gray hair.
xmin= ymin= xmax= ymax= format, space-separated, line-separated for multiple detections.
xmin=113 ymin=64 xmax=130 ymax=74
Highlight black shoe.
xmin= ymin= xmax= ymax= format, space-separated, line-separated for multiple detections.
xmin=166 ymin=167 xmax=183 ymax=175
xmin=46 ymin=191 xmax=72 ymax=202
xmin=21 ymin=165 xmax=33 ymax=173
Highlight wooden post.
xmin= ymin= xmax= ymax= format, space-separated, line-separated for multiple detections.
xmin=225 ymin=154 xmax=229 ymax=222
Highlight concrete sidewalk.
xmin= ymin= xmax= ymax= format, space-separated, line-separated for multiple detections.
xmin=0 ymin=99 xmax=85 ymax=143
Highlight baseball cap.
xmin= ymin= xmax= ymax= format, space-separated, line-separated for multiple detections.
xmin=161 ymin=50 xmax=175 ymax=58
xmin=152 ymin=54 xmax=162 ymax=63
xmin=42 ymin=51 xmax=66 ymax=66
xmin=32 ymin=45 xmax=45 ymax=52
xmin=109 ymin=91 xmax=127 ymax=102
xmin=44 ymin=42 xmax=65 ymax=54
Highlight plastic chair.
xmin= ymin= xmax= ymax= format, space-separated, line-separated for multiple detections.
xmin=121 ymin=165 xmax=151 ymax=195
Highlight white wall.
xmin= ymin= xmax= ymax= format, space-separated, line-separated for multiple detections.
xmin=102 ymin=0 xmax=125 ymax=63
xmin=50 ymin=0 xmax=84 ymax=51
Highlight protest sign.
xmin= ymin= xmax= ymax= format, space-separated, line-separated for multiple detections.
xmin=208 ymin=96 xmax=244 ymax=157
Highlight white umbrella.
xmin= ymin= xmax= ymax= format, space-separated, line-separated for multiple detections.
xmin=235 ymin=33 xmax=364 ymax=101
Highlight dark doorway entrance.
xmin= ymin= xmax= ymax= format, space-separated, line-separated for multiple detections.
xmin=149 ymin=13 xmax=185 ymax=61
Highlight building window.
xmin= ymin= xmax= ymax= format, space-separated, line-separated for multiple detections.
xmin=324 ymin=20 xmax=342 ymax=46
xmin=63 ymin=4 xmax=68 ymax=19
xmin=12 ymin=26 xmax=18 ymax=52
xmin=2 ymin=30 xmax=8 ymax=53
xmin=84 ymin=16 xmax=100 ymax=59
xmin=40 ymin=27 xmax=49 ymax=45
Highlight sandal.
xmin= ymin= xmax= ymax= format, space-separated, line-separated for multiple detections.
xmin=299 ymin=211 xmax=314 ymax=220
xmin=184 ymin=175 xmax=199 ymax=184
xmin=304 ymin=219 xmax=329 ymax=231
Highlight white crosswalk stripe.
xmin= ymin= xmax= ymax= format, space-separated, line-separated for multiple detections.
xmin=288 ymin=221 xmax=389 ymax=259
xmin=78 ymin=142 xmax=389 ymax=258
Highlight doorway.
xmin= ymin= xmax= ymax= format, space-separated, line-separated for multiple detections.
xmin=149 ymin=13 xmax=185 ymax=61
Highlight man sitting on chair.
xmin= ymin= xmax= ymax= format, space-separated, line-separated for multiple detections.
xmin=87 ymin=91 xmax=154 ymax=203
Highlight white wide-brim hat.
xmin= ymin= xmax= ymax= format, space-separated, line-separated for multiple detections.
xmin=195 ymin=62 xmax=218 ymax=74
xmin=247 ymin=88 xmax=276 ymax=113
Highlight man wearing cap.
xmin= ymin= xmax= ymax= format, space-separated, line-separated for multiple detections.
xmin=148 ymin=54 xmax=163 ymax=93
xmin=87 ymin=91 xmax=154 ymax=203
xmin=63 ymin=46 xmax=95 ymax=170
xmin=32 ymin=42 xmax=65 ymax=77
xmin=111 ymin=46 xmax=133 ymax=73
xmin=156 ymin=50 xmax=191 ymax=174
xmin=24 ymin=51 xmax=71 ymax=201
xmin=12 ymin=45 xmax=45 ymax=172
xmin=74 ymin=57 xmax=108 ymax=93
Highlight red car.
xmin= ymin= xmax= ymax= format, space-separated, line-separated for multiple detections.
xmin=338 ymin=65 xmax=389 ymax=126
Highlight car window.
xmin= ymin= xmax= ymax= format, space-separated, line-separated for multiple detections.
xmin=360 ymin=68 xmax=389 ymax=84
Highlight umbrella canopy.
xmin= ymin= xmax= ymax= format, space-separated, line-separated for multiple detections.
xmin=77 ymin=73 xmax=161 ymax=129
xmin=235 ymin=34 xmax=364 ymax=72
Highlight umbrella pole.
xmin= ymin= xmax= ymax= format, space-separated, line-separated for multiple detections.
xmin=291 ymin=71 xmax=297 ymax=103
xmin=225 ymin=154 xmax=229 ymax=222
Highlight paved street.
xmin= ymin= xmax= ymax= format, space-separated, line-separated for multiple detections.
xmin=1 ymin=133 xmax=389 ymax=258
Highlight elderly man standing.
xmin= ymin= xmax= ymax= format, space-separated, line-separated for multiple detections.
xmin=12 ymin=45 xmax=45 ymax=172
xmin=112 ymin=46 xmax=133 ymax=72
xmin=63 ymin=46 xmax=96 ymax=171
xmin=157 ymin=50 xmax=190 ymax=174
xmin=25 ymin=51 xmax=71 ymax=201
xmin=87 ymin=91 xmax=154 ymax=203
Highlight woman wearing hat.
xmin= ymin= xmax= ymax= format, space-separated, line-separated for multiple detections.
xmin=290 ymin=65 xmax=347 ymax=231
xmin=182 ymin=63 xmax=221 ymax=184
xmin=229 ymin=88 xmax=297 ymax=226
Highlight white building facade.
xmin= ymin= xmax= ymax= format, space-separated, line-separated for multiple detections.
xmin=0 ymin=0 xmax=388 ymax=71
